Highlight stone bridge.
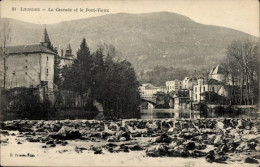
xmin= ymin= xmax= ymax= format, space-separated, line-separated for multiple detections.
xmin=140 ymin=97 xmax=157 ymax=105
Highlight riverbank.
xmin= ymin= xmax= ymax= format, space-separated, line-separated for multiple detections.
xmin=1 ymin=118 xmax=260 ymax=166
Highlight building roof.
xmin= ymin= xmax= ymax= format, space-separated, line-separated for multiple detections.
xmin=40 ymin=28 xmax=51 ymax=43
xmin=206 ymin=79 xmax=224 ymax=85
xmin=4 ymin=44 xmax=57 ymax=55
xmin=141 ymin=83 xmax=155 ymax=88
xmin=210 ymin=65 xmax=225 ymax=75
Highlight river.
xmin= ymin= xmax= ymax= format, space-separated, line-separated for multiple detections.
xmin=140 ymin=108 xmax=201 ymax=119
xmin=140 ymin=108 xmax=259 ymax=119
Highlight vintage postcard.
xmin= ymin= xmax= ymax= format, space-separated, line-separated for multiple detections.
xmin=0 ymin=0 xmax=259 ymax=166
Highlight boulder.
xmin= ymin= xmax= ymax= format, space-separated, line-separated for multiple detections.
xmin=154 ymin=133 xmax=172 ymax=143
xmin=216 ymin=121 xmax=224 ymax=130
xmin=205 ymin=150 xmax=215 ymax=163
xmin=186 ymin=142 xmax=196 ymax=150
xmin=183 ymin=133 xmax=194 ymax=140
xmin=90 ymin=132 xmax=102 ymax=138
xmin=146 ymin=144 xmax=168 ymax=157
xmin=214 ymin=155 xmax=227 ymax=163
xmin=61 ymin=141 xmax=68 ymax=146
xmin=52 ymin=126 xmax=81 ymax=140
xmin=108 ymin=123 xmax=119 ymax=131
xmin=0 ymin=130 xmax=9 ymax=135
xmin=146 ymin=122 xmax=158 ymax=130
xmin=46 ymin=140 xmax=54 ymax=145
xmin=236 ymin=142 xmax=249 ymax=151
xmin=190 ymin=149 xmax=207 ymax=157
xmin=168 ymin=148 xmax=180 ymax=157
xmin=121 ymin=132 xmax=131 ymax=141
xmin=129 ymin=144 xmax=143 ymax=151
xmin=213 ymin=135 xmax=222 ymax=146
xmin=27 ymin=137 xmax=40 ymax=142
xmin=244 ymin=157 xmax=259 ymax=164
xmin=90 ymin=146 xmax=103 ymax=154
xmin=107 ymin=136 xmax=118 ymax=142
xmin=168 ymin=142 xmax=177 ymax=149
xmin=119 ymin=137 xmax=127 ymax=141
xmin=101 ymin=131 xmax=113 ymax=139
xmin=168 ymin=145 xmax=188 ymax=157
xmin=50 ymin=143 xmax=56 ymax=147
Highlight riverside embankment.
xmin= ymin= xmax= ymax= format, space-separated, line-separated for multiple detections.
xmin=1 ymin=118 xmax=260 ymax=166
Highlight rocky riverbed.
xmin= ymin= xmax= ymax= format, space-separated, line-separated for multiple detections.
xmin=1 ymin=118 xmax=260 ymax=166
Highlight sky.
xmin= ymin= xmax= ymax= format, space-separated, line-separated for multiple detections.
xmin=0 ymin=0 xmax=259 ymax=37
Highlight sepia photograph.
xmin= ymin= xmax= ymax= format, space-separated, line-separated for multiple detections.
xmin=0 ymin=0 xmax=259 ymax=166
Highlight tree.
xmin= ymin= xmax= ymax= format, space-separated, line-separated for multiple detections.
xmin=1 ymin=19 xmax=12 ymax=88
xmin=61 ymin=38 xmax=93 ymax=109
xmin=91 ymin=48 xmax=106 ymax=103
xmin=222 ymin=39 xmax=259 ymax=105
xmin=61 ymin=40 xmax=141 ymax=118
xmin=102 ymin=58 xmax=141 ymax=119
xmin=0 ymin=19 xmax=12 ymax=48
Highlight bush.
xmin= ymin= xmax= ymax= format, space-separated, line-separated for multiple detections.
xmin=1 ymin=88 xmax=54 ymax=120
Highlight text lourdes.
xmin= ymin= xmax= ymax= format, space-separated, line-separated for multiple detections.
xmin=20 ymin=7 xmax=40 ymax=11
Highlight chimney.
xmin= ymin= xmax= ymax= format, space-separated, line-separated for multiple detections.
xmin=61 ymin=49 xmax=63 ymax=57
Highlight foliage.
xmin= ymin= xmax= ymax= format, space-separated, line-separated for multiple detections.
xmin=61 ymin=39 xmax=141 ymax=119
xmin=1 ymin=88 xmax=53 ymax=119
xmin=61 ymin=38 xmax=93 ymax=110
xmin=0 ymin=19 xmax=12 ymax=47
xmin=222 ymin=40 xmax=259 ymax=105
xmin=201 ymin=91 xmax=228 ymax=104
xmin=102 ymin=59 xmax=141 ymax=119
xmin=154 ymin=92 xmax=170 ymax=109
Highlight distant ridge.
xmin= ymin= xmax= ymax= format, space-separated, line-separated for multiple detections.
xmin=0 ymin=12 xmax=258 ymax=72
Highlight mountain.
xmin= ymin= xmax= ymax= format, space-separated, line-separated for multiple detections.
xmin=1 ymin=12 xmax=258 ymax=73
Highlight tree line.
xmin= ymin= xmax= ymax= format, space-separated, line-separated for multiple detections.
xmin=222 ymin=39 xmax=259 ymax=105
xmin=58 ymin=38 xmax=141 ymax=119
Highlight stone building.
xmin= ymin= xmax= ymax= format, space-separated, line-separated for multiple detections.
xmin=139 ymin=83 xmax=165 ymax=98
xmin=165 ymin=79 xmax=182 ymax=92
xmin=3 ymin=28 xmax=56 ymax=101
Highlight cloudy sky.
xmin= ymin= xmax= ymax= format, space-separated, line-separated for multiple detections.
xmin=1 ymin=0 xmax=259 ymax=37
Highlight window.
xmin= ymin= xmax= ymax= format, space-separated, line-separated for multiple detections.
xmin=212 ymin=87 xmax=215 ymax=92
xmin=25 ymin=72 xmax=27 ymax=75
xmin=13 ymin=72 xmax=15 ymax=75
xmin=46 ymin=68 xmax=48 ymax=74
xmin=47 ymin=56 xmax=48 ymax=61
xmin=203 ymin=86 xmax=205 ymax=91
xmin=25 ymin=66 xmax=28 ymax=69
xmin=25 ymin=59 xmax=28 ymax=62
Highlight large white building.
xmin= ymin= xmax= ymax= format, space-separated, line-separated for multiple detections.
xmin=189 ymin=65 xmax=231 ymax=102
xmin=166 ymin=79 xmax=182 ymax=92
xmin=4 ymin=29 xmax=56 ymax=90
xmin=3 ymin=28 xmax=58 ymax=102
xmin=139 ymin=83 xmax=166 ymax=98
